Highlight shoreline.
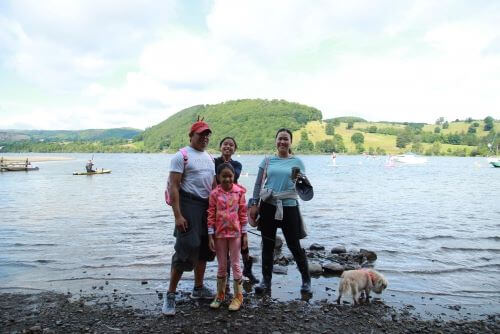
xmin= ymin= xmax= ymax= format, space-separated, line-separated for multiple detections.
xmin=1 ymin=156 xmax=74 ymax=163
xmin=1 ymin=290 xmax=498 ymax=333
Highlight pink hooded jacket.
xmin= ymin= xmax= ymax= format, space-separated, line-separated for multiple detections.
xmin=207 ymin=184 xmax=248 ymax=238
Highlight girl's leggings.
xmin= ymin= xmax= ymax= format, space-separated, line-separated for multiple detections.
xmin=215 ymin=237 xmax=242 ymax=280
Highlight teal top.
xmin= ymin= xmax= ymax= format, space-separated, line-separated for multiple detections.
xmin=258 ymin=155 xmax=305 ymax=207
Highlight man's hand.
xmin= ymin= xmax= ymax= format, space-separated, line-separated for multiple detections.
xmin=241 ymin=234 xmax=248 ymax=250
xmin=249 ymin=205 xmax=258 ymax=222
xmin=175 ymin=216 xmax=188 ymax=232
xmin=208 ymin=235 xmax=216 ymax=252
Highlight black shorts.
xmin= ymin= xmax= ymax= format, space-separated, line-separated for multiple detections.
xmin=171 ymin=191 xmax=215 ymax=272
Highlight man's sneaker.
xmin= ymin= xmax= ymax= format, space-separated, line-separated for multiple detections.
xmin=162 ymin=292 xmax=176 ymax=316
xmin=191 ymin=285 xmax=214 ymax=300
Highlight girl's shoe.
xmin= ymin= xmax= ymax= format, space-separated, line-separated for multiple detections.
xmin=210 ymin=276 xmax=227 ymax=309
xmin=228 ymin=279 xmax=243 ymax=311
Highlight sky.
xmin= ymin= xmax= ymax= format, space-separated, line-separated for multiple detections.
xmin=0 ymin=0 xmax=499 ymax=130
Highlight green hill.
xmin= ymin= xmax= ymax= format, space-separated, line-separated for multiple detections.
xmin=0 ymin=128 xmax=142 ymax=142
xmin=1 ymin=99 xmax=498 ymax=157
xmin=141 ymin=99 xmax=322 ymax=151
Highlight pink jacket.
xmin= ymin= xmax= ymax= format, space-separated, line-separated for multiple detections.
xmin=207 ymin=184 xmax=248 ymax=238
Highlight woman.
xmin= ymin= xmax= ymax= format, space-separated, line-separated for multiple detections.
xmin=248 ymin=128 xmax=311 ymax=294
xmin=214 ymin=137 xmax=259 ymax=284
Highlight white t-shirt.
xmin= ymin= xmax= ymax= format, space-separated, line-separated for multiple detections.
xmin=170 ymin=146 xmax=215 ymax=199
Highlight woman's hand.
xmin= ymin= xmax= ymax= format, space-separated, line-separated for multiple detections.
xmin=249 ymin=205 xmax=258 ymax=222
xmin=208 ymin=235 xmax=216 ymax=252
xmin=241 ymin=234 xmax=248 ymax=250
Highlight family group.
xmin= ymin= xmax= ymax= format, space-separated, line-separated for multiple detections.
xmin=163 ymin=118 xmax=313 ymax=316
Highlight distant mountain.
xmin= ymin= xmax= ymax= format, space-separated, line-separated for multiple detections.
xmin=0 ymin=128 xmax=142 ymax=142
xmin=141 ymin=99 xmax=322 ymax=151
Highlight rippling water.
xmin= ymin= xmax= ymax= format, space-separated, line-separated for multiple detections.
xmin=1 ymin=153 xmax=499 ymax=317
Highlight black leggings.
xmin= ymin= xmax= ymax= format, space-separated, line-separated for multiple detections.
xmin=259 ymin=201 xmax=306 ymax=271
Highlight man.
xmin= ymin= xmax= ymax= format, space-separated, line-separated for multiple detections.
xmin=162 ymin=119 xmax=216 ymax=316
xmin=86 ymin=160 xmax=95 ymax=173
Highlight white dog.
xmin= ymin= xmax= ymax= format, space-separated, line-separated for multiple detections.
xmin=336 ymin=269 xmax=388 ymax=305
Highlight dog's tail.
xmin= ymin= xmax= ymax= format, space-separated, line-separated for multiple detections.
xmin=339 ymin=277 xmax=351 ymax=296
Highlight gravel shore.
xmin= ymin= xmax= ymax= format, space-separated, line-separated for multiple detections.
xmin=1 ymin=291 xmax=498 ymax=334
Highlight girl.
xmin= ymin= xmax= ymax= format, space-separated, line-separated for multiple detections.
xmin=214 ymin=137 xmax=259 ymax=284
xmin=208 ymin=163 xmax=248 ymax=311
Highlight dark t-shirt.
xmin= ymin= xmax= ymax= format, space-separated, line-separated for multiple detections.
xmin=214 ymin=157 xmax=242 ymax=184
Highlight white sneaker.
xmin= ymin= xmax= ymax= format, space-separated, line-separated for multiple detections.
xmin=162 ymin=292 xmax=176 ymax=316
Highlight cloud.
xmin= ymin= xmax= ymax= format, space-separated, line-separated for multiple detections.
xmin=1 ymin=0 xmax=499 ymax=130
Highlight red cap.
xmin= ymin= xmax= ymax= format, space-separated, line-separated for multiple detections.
xmin=190 ymin=121 xmax=211 ymax=134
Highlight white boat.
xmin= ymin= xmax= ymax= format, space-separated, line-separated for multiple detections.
xmin=486 ymin=157 xmax=500 ymax=163
xmin=392 ymin=154 xmax=427 ymax=164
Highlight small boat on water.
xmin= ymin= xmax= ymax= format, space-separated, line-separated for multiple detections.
xmin=392 ymin=154 xmax=427 ymax=164
xmin=1 ymin=165 xmax=39 ymax=171
xmin=73 ymin=168 xmax=111 ymax=175
xmin=490 ymin=161 xmax=500 ymax=168
xmin=486 ymin=157 xmax=500 ymax=163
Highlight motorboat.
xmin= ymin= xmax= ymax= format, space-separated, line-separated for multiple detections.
xmin=486 ymin=157 xmax=500 ymax=163
xmin=391 ymin=154 xmax=427 ymax=164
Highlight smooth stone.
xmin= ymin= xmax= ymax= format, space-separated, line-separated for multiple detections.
xmin=360 ymin=249 xmax=377 ymax=261
xmin=331 ymin=246 xmax=346 ymax=254
xmin=309 ymin=243 xmax=325 ymax=251
xmin=274 ymin=236 xmax=283 ymax=250
xmin=323 ymin=263 xmax=344 ymax=274
xmin=273 ymin=266 xmax=288 ymax=275
xmin=308 ymin=263 xmax=323 ymax=274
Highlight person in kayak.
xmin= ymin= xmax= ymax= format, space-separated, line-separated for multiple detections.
xmin=85 ymin=160 xmax=95 ymax=173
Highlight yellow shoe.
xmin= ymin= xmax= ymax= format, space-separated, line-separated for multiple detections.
xmin=210 ymin=276 xmax=226 ymax=309
xmin=228 ymin=279 xmax=243 ymax=311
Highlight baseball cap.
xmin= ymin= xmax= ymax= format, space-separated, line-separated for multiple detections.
xmin=295 ymin=175 xmax=314 ymax=201
xmin=190 ymin=120 xmax=211 ymax=134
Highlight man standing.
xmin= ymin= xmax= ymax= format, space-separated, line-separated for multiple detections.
xmin=162 ymin=119 xmax=216 ymax=316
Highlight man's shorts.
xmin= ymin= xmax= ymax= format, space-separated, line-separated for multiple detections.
xmin=171 ymin=191 xmax=215 ymax=272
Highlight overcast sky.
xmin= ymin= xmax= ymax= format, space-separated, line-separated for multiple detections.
xmin=1 ymin=0 xmax=499 ymax=130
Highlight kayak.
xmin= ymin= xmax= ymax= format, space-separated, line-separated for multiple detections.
xmin=491 ymin=161 xmax=500 ymax=168
xmin=73 ymin=169 xmax=111 ymax=175
xmin=1 ymin=166 xmax=39 ymax=171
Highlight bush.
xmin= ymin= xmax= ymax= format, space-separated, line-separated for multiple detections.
xmin=396 ymin=132 xmax=412 ymax=148
xmin=351 ymin=132 xmax=364 ymax=144
xmin=434 ymin=127 xmax=441 ymax=133
xmin=484 ymin=116 xmax=494 ymax=131
xmin=325 ymin=122 xmax=335 ymax=136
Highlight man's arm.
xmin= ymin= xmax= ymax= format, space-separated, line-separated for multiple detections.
xmin=169 ymin=172 xmax=188 ymax=232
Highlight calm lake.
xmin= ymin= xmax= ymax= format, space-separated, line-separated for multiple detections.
xmin=1 ymin=153 xmax=499 ymax=318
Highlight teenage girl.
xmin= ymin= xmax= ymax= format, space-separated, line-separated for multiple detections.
xmin=208 ymin=163 xmax=248 ymax=311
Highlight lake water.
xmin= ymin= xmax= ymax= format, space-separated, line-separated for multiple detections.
xmin=1 ymin=153 xmax=499 ymax=318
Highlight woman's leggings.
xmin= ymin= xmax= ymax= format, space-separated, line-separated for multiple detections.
xmin=259 ymin=201 xmax=306 ymax=273
xmin=215 ymin=237 xmax=242 ymax=280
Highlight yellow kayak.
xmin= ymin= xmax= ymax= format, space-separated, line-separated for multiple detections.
xmin=73 ymin=168 xmax=111 ymax=175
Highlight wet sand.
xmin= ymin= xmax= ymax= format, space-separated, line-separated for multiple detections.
xmin=1 ymin=290 xmax=498 ymax=334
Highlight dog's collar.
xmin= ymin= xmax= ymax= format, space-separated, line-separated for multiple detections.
xmin=362 ymin=269 xmax=377 ymax=285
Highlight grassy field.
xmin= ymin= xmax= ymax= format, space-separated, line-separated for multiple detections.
xmin=292 ymin=120 xmax=498 ymax=155
xmin=422 ymin=121 xmax=499 ymax=137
